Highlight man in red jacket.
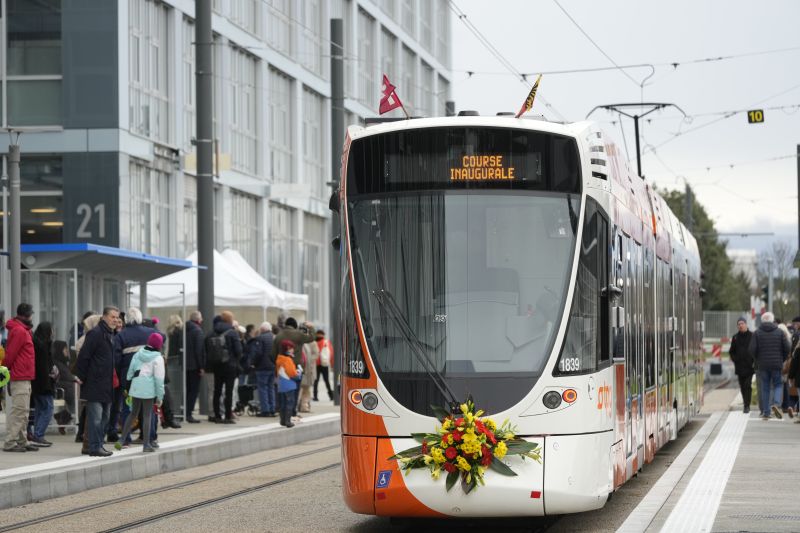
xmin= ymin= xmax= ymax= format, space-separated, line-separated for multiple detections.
xmin=3 ymin=303 xmax=38 ymax=452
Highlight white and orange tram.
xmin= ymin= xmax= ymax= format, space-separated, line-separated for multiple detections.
xmin=333 ymin=114 xmax=703 ymax=517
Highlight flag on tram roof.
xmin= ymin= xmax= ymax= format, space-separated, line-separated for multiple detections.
xmin=515 ymin=74 xmax=543 ymax=118
xmin=379 ymin=74 xmax=409 ymax=117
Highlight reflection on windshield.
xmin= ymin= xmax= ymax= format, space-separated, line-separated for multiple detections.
xmin=350 ymin=193 xmax=577 ymax=384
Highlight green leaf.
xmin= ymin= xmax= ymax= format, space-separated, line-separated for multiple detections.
xmin=445 ymin=470 xmax=459 ymax=492
xmin=411 ymin=433 xmax=431 ymax=444
xmin=462 ymin=475 xmax=476 ymax=494
xmin=505 ymin=440 xmax=539 ymax=455
xmin=431 ymin=405 xmax=451 ymax=422
xmin=388 ymin=444 xmax=424 ymax=460
xmin=488 ymin=457 xmax=518 ymax=477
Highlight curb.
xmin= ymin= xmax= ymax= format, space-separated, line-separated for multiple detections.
xmin=0 ymin=413 xmax=340 ymax=510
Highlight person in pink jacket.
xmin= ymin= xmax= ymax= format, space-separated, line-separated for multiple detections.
xmin=3 ymin=303 xmax=38 ymax=453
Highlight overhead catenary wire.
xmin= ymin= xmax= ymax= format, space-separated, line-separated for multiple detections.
xmin=447 ymin=0 xmax=568 ymax=121
xmin=552 ymin=0 xmax=640 ymax=88
xmin=452 ymin=44 xmax=800 ymax=79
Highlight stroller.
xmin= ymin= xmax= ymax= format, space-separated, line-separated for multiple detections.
xmin=234 ymin=383 xmax=260 ymax=416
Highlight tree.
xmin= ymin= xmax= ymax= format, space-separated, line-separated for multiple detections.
xmin=661 ymin=187 xmax=750 ymax=311
xmin=756 ymin=241 xmax=799 ymax=321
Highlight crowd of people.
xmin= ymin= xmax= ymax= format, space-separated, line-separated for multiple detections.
xmin=0 ymin=303 xmax=335 ymax=456
xmin=729 ymin=312 xmax=800 ymax=420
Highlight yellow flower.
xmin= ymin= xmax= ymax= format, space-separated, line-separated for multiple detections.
xmin=442 ymin=419 xmax=452 ymax=430
xmin=423 ymin=455 xmax=433 ymax=465
xmin=431 ymin=447 xmax=446 ymax=464
xmin=494 ymin=440 xmax=508 ymax=459
xmin=484 ymin=418 xmax=497 ymax=432
xmin=465 ymin=412 xmax=474 ymax=424
xmin=462 ymin=431 xmax=477 ymax=443
xmin=456 ymin=456 xmax=471 ymax=472
xmin=460 ymin=403 xmax=469 ymax=415
xmin=504 ymin=431 xmax=515 ymax=440
xmin=431 ymin=468 xmax=441 ymax=480
xmin=475 ymin=410 xmax=485 ymax=417
xmin=447 ymin=434 xmax=454 ymax=445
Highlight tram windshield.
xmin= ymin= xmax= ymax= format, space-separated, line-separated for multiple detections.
xmin=346 ymin=126 xmax=582 ymax=415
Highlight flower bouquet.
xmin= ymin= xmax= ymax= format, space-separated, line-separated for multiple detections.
xmin=389 ymin=399 xmax=542 ymax=494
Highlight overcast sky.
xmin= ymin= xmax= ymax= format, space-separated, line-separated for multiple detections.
xmin=450 ymin=0 xmax=800 ymax=253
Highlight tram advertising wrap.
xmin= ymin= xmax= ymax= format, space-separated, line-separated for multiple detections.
xmin=336 ymin=117 xmax=703 ymax=518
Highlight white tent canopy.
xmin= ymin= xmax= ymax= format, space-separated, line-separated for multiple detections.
xmin=130 ymin=249 xmax=308 ymax=311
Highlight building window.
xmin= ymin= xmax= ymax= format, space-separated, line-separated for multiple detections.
xmin=301 ymin=214 xmax=325 ymax=322
xmin=299 ymin=0 xmax=325 ymax=77
xmin=437 ymin=75 xmax=450 ymax=116
xmin=381 ymin=29 xmax=397 ymax=79
xmin=420 ymin=61 xmax=434 ymax=116
xmin=343 ymin=0 xmax=355 ymax=100
xmin=266 ymin=0 xmax=292 ymax=57
xmin=7 ymin=0 xmax=62 ymax=126
xmin=374 ymin=0 xmax=395 ymax=19
xmin=400 ymin=0 xmax=415 ymax=37
xmin=269 ymin=68 xmax=294 ymax=184
xmin=229 ymin=189 xmax=261 ymax=268
xmin=356 ymin=9 xmax=375 ymax=108
xmin=129 ymin=158 xmax=173 ymax=256
xmin=435 ymin=0 xmax=450 ymax=65
xmin=182 ymin=18 xmax=196 ymax=152
xmin=419 ymin=1 xmax=433 ymax=52
xmin=269 ymin=202 xmax=294 ymax=291
xmin=401 ymin=45 xmax=416 ymax=113
xmin=230 ymin=46 xmax=258 ymax=175
xmin=129 ymin=0 xmax=170 ymax=143
xmin=230 ymin=0 xmax=259 ymax=35
xmin=181 ymin=174 xmax=197 ymax=257
xmin=302 ymin=88 xmax=325 ymax=199
xmin=0 ymin=156 xmax=64 ymax=247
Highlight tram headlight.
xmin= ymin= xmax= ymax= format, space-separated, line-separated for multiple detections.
xmin=362 ymin=392 xmax=379 ymax=411
xmin=562 ymin=388 xmax=578 ymax=403
xmin=543 ymin=391 xmax=562 ymax=410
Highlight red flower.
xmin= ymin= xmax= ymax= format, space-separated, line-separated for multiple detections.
xmin=455 ymin=418 xmax=465 ymax=427
xmin=422 ymin=440 xmax=428 ymax=455
xmin=443 ymin=462 xmax=456 ymax=473
xmin=486 ymin=431 xmax=497 ymax=445
xmin=445 ymin=446 xmax=458 ymax=460
xmin=481 ymin=449 xmax=492 ymax=467
xmin=452 ymin=431 xmax=462 ymax=442
xmin=474 ymin=419 xmax=486 ymax=433
xmin=441 ymin=435 xmax=449 ymax=447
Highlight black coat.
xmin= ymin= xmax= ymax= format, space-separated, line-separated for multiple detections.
xmin=75 ymin=320 xmax=117 ymax=403
xmin=749 ymin=322 xmax=790 ymax=372
xmin=185 ymin=320 xmax=206 ymax=372
xmin=729 ymin=330 xmax=754 ymax=376
xmin=32 ymin=337 xmax=55 ymax=395
xmin=210 ymin=320 xmax=243 ymax=374
xmin=251 ymin=332 xmax=275 ymax=372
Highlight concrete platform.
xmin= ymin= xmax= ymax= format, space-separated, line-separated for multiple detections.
xmin=618 ymin=386 xmax=800 ymax=532
xmin=0 ymin=400 xmax=341 ymax=510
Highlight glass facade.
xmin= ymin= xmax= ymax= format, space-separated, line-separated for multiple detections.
xmin=269 ymin=67 xmax=294 ymax=184
xmin=129 ymin=0 xmax=170 ymax=143
xmin=302 ymin=87 xmax=325 ymax=199
xmin=129 ymin=158 xmax=173 ymax=256
xmin=229 ymin=189 xmax=261 ymax=268
xmin=229 ymin=46 xmax=258 ymax=175
xmin=268 ymin=202 xmax=294 ymax=291
xmin=7 ymin=0 xmax=62 ymax=126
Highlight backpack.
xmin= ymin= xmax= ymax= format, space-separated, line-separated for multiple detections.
xmin=206 ymin=332 xmax=230 ymax=367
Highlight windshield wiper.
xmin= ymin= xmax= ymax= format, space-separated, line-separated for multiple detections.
xmin=371 ymin=288 xmax=461 ymax=414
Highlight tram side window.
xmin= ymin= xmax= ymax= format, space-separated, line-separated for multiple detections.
xmin=644 ymin=248 xmax=656 ymax=388
xmin=612 ymin=234 xmax=624 ymax=359
xmin=555 ymin=198 xmax=607 ymax=375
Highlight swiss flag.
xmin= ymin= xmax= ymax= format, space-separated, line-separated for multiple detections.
xmin=379 ymin=74 xmax=403 ymax=115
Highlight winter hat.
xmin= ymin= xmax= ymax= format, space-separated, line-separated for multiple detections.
xmin=280 ymin=340 xmax=296 ymax=353
xmin=737 ymin=317 xmax=747 ymax=325
xmin=147 ymin=332 xmax=164 ymax=351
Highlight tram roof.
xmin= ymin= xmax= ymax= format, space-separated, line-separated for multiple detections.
xmin=350 ymin=116 xmax=595 ymax=140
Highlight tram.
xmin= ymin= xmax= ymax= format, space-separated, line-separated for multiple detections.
xmin=333 ymin=113 xmax=703 ymax=517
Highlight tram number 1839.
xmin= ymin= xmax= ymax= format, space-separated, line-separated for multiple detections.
xmin=559 ymin=357 xmax=581 ymax=372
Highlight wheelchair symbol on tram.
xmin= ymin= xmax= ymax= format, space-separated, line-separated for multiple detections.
xmin=376 ymin=470 xmax=392 ymax=488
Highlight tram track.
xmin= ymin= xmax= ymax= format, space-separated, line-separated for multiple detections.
xmin=99 ymin=462 xmax=340 ymax=532
xmin=0 ymin=443 xmax=340 ymax=532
